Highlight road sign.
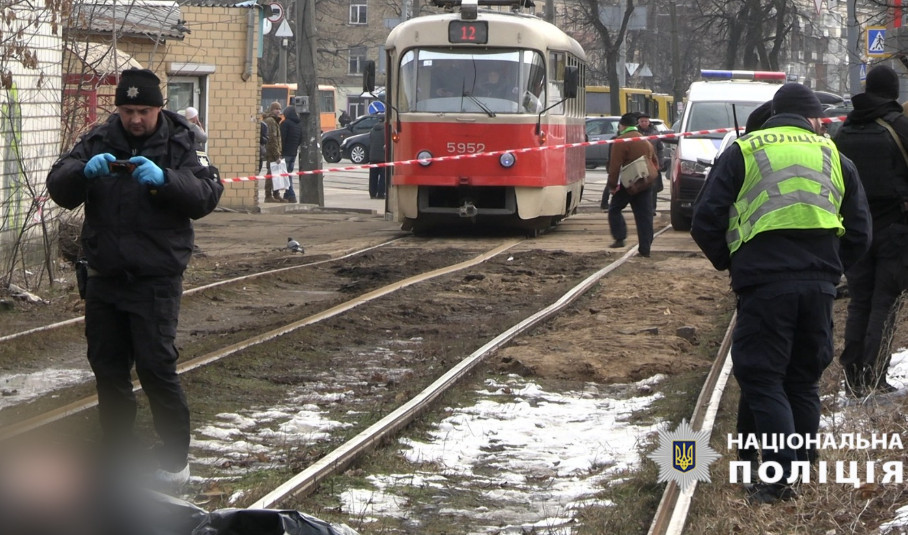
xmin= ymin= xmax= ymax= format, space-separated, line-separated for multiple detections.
xmin=275 ymin=19 xmax=293 ymax=37
xmin=868 ymin=26 xmax=886 ymax=57
xmin=266 ymin=2 xmax=284 ymax=23
xmin=860 ymin=63 xmax=867 ymax=81
xmin=368 ymin=101 xmax=386 ymax=114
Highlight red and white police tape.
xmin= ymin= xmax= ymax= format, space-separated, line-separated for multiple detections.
xmin=223 ymin=115 xmax=847 ymax=183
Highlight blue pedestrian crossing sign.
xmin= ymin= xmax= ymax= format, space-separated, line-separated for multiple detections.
xmin=867 ymin=27 xmax=886 ymax=57
xmin=860 ymin=63 xmax=867 ymax=81
xmin=368 ymin=100 xmax=386 ymax=114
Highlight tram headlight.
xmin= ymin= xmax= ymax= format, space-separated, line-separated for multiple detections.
xmin=499 ymin=152 xmax=516 ymax=168
xmin=417 ymin=150 xmax=432 ymax=166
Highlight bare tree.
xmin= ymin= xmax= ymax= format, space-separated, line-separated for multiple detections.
xmin=693 ymin=0 xmax=797 ymax=70
xmin=571 ymin=0 xmax=635 ymax=113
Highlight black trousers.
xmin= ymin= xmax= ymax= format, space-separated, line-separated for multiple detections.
xmin=84 ymin=275 xmax=190 ymax=471
xmin=732 ymin=280 xmax=835 ymax=480
xmin=369 ymin=167 xmax=385 ymax=198
xmin=608 ymin=185 xmax=654 ymax=255
xmin=841 ymin=223 xmax=908 ymax=384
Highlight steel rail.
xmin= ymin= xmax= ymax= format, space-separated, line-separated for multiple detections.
xmin=247 ymin=225 xmax=672 ymax=510
xmin=0 ymin=238 xmax=404 ymax=345
xmin=0 ymin=239 xmax=521 ymax=441
xmin=647 ymin=311 xmax=737 ymax=535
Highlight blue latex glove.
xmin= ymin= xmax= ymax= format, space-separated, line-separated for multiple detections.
xmin=129 ymin=156 xmax=165 ymax=187
xmin=84 ymin=153 xmax=115 ymax=178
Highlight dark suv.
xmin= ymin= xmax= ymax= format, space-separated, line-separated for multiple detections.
xmin=321 ymin=113 xmax=384 ymax=163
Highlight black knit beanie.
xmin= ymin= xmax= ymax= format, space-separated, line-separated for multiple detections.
xmin=745 ymin=100 xmax=773 ymax=134
xmin=865 ymin=65 xmax=900 ymax=99
xmin=619 ymin=112 xmax=638 ymax=127
xmin=115 ymin=68 xmax=164 ymax=107
xmin=771 ymin=83 xmax=824 ymax=118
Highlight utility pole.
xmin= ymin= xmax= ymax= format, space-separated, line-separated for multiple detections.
xmin=669 ymin=0 xmax=682 ymax=106
xmin=847 ymin=0 xmax=861 ymax=97
xmin=279 ymin=38 xmax=288 ymax=82
xmin=296 ymin=0 xmax=324 ymax=205
xmin=544 ymin=0 xmax=554 ymax=24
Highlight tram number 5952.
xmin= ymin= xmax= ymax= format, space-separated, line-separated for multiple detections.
xmin=447 ymin=142 xmax=485 ymax=154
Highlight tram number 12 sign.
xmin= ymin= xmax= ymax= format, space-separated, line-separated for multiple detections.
xmin=448 ymin=21 xmax=488 ymax=44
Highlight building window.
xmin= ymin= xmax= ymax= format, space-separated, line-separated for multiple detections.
xmin=349 ymin=47 xmax=367 ymax=75
xmin=349 ymin=1 xmax=367 ymax=24
xmin=348 ymin=97 xmax=365 ymax=118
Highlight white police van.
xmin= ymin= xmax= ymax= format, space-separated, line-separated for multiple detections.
xmin=667 ymin=70 xmax=786 ymax=230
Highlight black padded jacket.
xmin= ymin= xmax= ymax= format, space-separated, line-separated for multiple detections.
xmin=46 ymin=110 xmax=224 ymax=278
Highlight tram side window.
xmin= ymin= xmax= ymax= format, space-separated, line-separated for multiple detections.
xmin=547 ymin=51 xmax=565 ymax=114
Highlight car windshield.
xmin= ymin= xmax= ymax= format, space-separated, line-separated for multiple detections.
xmin=586 ymin=119 xmax=618 ymax=136
xmin=397 ymin=48 xmax=547 ymax=115
xmin=686 ymin=101 xmax=762 ymax=138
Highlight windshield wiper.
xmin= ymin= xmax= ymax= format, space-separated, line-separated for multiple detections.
xmin=465 ymin=92 xmax=496 ymax=117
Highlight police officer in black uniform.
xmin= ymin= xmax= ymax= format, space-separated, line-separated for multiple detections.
xmin=46 ymin=68 xmax=223 ymax=486
xmin=691 ymin=83 xmax=871 ymax=504
xmin=834 ymin=65 xmax=908 ymax=397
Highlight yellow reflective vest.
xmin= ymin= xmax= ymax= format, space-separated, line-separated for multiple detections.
xmin=727 ymin=125 xmax=846 ymax=255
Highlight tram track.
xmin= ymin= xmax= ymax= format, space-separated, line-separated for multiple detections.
xmin=234 ymin=222 xmax=737 ymax=534
xmin=0 ymin=237 xmax=523 ymax=437
xmin=0 ymin=238 xmax=405 ymax=345
xmin=2 ymin=213 xmax=737 ymax=533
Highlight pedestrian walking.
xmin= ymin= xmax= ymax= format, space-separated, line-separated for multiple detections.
xmin=338 ymin=109 xmax=351 ymax=127
xmin=368 ymin=118 xmax=386 ymax=199
xmin=263 ymin=101 xmax=286 ymax=203
xmin=606 ymin=112 xmax=660 ymax=256
xmin=45 ymin=68 xmax=224 ymax=487
xmin=259 ymin=113 xmax=268 ymax=174
xmin=691 ymin=83 xmax=872 ymax=504
xmin=280 ymin=105 xmax=302 ymax=203
xmin=834 ymin=65 xmax=908 ymax=396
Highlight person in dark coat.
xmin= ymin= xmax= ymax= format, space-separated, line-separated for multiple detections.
xmin=636 ymin=112 xmax=664 ymax=210
xmin=834 ymin=65 xmax=908 ymax=396
xmin=263 ymin=101 xmax=285 ymax=202
xmin=45 ymin=68 xmax=224 ymax=487
xmin=691 ymin=83 xmax=871 ymax=504
xmin=259 ymin=114 xmax=268 ymax=174
xmin=338 ymin=109 xmax=351 ymax=127
xmin=368 ymin=118 xmax=386 ymax=199
xmin=280 ymin=105 xmax=303 ymax=203
xmin=606 ymin=112 xmax=660 ymax=256
xmin=730 ymin=100 xmax=774 ymax=468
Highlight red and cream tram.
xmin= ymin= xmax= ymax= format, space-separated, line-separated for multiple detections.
xmin=365 ymin=0 xmax=587 ymax=235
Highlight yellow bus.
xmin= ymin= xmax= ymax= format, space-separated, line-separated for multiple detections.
xmin=651 ymin=93 xmax=676 ymax=124
xmin=260 ymin=83 xmax=337 ymax=132
xmin=585 ymin=86 xmax=653 ymax=117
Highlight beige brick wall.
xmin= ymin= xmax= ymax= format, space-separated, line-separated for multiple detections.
xmin=115 ymin=6 xmax=262 ymax=211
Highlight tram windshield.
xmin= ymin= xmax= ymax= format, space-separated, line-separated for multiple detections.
xmin=398 ymin=48 xmax=547 ymax=115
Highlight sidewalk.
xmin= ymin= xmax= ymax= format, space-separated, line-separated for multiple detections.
xmin=256 ymin=183 xmax=387 ymax=216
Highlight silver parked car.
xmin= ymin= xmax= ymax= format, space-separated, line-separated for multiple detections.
xmin=584 ymin=116 xmax=620 ymax=169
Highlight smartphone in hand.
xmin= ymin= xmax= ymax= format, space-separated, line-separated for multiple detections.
xmin=108 ymin=160 xmax=136 ymax=174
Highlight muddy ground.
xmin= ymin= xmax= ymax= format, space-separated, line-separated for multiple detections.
xmin=0 ymin=210 xmax=734 ymax=389
xmin=6 ymin=209 xmax=908 ymax=534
